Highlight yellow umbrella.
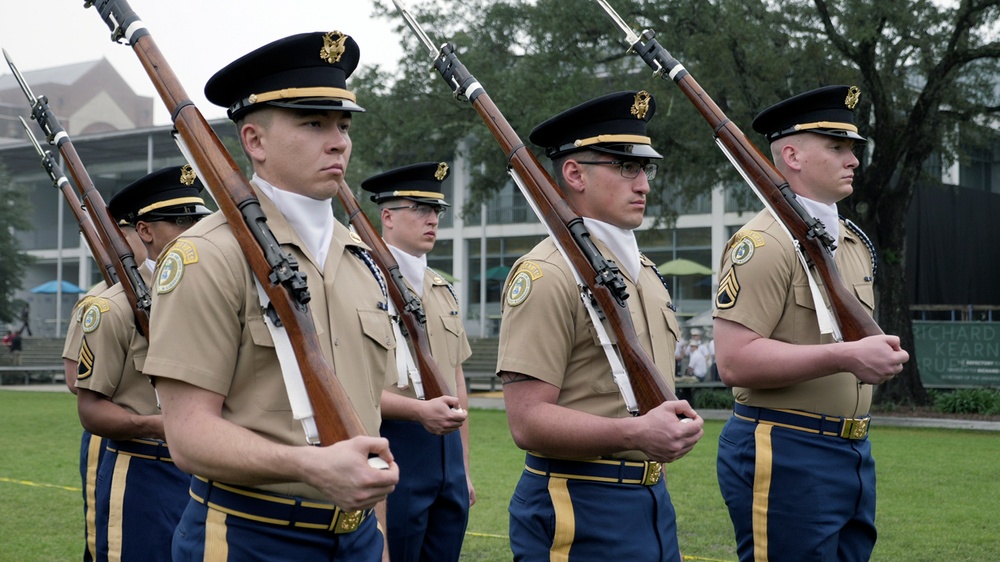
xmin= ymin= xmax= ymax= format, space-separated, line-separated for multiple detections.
xmin=656 ymin=258 xmax=713 ymax=276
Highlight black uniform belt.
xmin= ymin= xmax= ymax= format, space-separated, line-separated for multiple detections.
xmin=524 ymin=452 xmax=663 ymax=486
xmin=106 ymin=438 xmax=173 ymax=462
xmin=733 ymin=403 xmax=871 ymax=440
xmin=189 ymin=476 xmax=372 ymax=534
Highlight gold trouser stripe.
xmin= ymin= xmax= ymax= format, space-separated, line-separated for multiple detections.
xmin=548 ymin=478 xmax=574 ymax=562
xmin=205 ymin=508 xmax=229 ymax=562
xmin=85 ymin=434 xmax=102 ymax=559
xmin=107 ymin=454 xmax=131 ymax=562
xmin=752 ymin=424 xmax=772 ymax=562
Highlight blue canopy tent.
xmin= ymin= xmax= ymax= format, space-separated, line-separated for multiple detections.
xmin=30 ymin=280 xmax=87 ymax=294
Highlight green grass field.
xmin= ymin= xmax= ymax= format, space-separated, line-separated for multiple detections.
xmin=1 ymin=390 xmax=999 ymax=561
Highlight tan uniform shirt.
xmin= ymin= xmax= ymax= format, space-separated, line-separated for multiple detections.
xmin=497 ymin=238 xmax=680 ymax=460
xmin=143 ymin=185 xmax=395 ymax=501
xmin=714 ymin=210 xmax=876 ymax=417
xmin=75 ymin=271 xmax=156 ymax=416
xmin=63 ymin=282 xmax=110 ymax=362
xmin=384 ymin=269 xmax=472 ymax=398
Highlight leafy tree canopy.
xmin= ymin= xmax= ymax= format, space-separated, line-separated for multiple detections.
xmin=0 ymin=163 xmax=36 ymax=324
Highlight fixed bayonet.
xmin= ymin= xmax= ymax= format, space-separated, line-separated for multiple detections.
xmin=391 ymin=0 xmax=440 ymax=57
xmin=594 ymin=0 xmax=642 ymax=47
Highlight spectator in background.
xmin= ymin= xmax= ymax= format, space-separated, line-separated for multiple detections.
xmin=3 ymin=330 xmax=22 ymax=365
xmin=20 ymin=304 xmax=31 ymax=336
xmin=686 ymin=341 xmax=708 ymax=382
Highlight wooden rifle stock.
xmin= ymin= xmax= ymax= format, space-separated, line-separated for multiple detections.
xmin=392 ymin=2 xmax=677 ymax=413
xmin=85 ymin=0 xmax=365 ymax=444
xmin=4 ymin=49 xmax=148 ymax=331
xmin=335 ymin=184 xmax=452 ymax=399
xmin=596 ymin=2 xmax=881 ymax=341
xmin=18 ymin=118 xmax=119 ymax=287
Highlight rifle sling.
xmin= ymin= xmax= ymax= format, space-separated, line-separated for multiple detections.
xmin=253 ymin=279 xmax=320 ymax=444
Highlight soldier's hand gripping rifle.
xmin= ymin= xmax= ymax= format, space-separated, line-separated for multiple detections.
xmin=4 ymin=48 xmax=149 ymax=333
xmin=17 ymin=116 xmax=118 ymax=288
xmin=335 ymin=182 xmax=452 ymax=400
xmin=84 ymin=0 xmax=370 ymax=446
xmin=595 ymin=0 xmax=882 ymax=342
xmin=392 ymin=0 xmax=678 ymax=414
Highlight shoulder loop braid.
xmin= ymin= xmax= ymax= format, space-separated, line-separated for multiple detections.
xmin=347 ymin=246 xmax=389 ymax=305
xmin=841 ymin=216 xmax=877 ymax=278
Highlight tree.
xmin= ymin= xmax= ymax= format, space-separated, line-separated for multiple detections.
xmin=0 ymin=163 xmax=36 ymax=325
xmin=356 ymin=0 xmax=1000 ymax=406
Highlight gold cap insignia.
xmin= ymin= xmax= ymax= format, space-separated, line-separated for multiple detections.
xmin=631 ymin=91 xmax=651 ymax=120
xmin=845 ymin=86 xmax=861 ymax=109
xmin=434 ymin=162 xmax=449 ymax=181
xmin=179 ymin=164 xmax=197 ymax=186
xmin=320 ymin=31 xmax=349 ymax=64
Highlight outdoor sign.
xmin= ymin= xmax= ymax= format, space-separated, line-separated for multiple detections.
xmin=912 ymin=321 xmax=1000 ymax=386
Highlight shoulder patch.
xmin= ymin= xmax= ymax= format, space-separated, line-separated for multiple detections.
xmin=77 ymin=336 xmax=94 ymax=380
xmin=731 ymin=237 xmax=757 ymax=265
xmin=716 ymin=268 xmax=740 ymax=310
xmin=506 ymin=261 xmax=543 ymax=307
xmin=73 ymin=296 xmax=95 ymax=323
xmin=81 ymin=298 xmax=110 ymax=333
xmin=505 ymin=271 xmax=533 ymax=307
xmin=156 ymin=239 xmax=198 ymax=294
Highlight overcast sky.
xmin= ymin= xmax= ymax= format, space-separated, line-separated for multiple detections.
xmin=1 ymin=0 xmax=404 ymax=123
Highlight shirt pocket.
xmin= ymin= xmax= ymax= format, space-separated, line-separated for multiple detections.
xmin=440 ymin=315 xmax=464 ymax=367
xmin=853 ymin=282 xmax=875 ymax=314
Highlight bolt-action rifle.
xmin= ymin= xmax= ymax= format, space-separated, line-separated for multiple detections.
xmin=17 ymin=116 xmax=118 ymax=287
xmin=335 ymin=183 xmax=452 ymax=400
xmin=84 ymin=0 xmax=369 ymax=445
xmin=595 ymin=0 xmax=882 ymax=342
xmin=4 ymin=49 xmax=149 ymax=333
xmin=391 ymin=0 xmax=678 ymax=414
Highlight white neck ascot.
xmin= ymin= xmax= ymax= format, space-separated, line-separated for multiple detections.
xmin=796 ymin=195 xmax=840 ymax=255
xmin=387 ymin=244 xmax=427 ymax=296
xmin=253 ymin=174 xmax=335 ymax=270
xmin=582 ymin=217 xmax=641 ymax=283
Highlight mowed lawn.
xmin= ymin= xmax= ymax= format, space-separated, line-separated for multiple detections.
xmin=1 ymin=389 xmax=998 ymax=561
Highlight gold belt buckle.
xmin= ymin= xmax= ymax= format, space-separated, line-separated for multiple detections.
xmin=331 ymin=508 xmax=365 ymax=534
xmin=840 ymin=417 xmax=870 ymax=440
xmin=642 ymin=461 xmax=663 ymax=486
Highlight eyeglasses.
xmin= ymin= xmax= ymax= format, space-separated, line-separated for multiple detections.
xmin=385 ymin=204 xmax=446 ymax=218
xmin=142 ymin=215 xmax=203 ymax=228
xmin=575 ymin=159 xmax=658 ymax=180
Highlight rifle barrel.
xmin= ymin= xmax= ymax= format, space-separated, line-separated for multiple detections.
xmin=4 ymin=48 xmax=149 ymax=332
xmin=19 ymin=118 xmax=119 ymax=287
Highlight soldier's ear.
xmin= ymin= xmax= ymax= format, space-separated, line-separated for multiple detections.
xmin=560 ymin=159 xmax=587 ymax=194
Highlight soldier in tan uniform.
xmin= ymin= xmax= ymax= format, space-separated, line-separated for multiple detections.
xmin=497 ymin=91 xmax=704 ymax=561
xmin=65 ymin=281 xmax=110 ymax=562
xmin=75 ymin=165 xmax=211 ymax=561
xmin=143 ymin=32 xmax=399 ymax=561
xmin=361 ymin=162 xmax=473 ymax=562
xmin=713 ymin=85 xmax=910 ymax=562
